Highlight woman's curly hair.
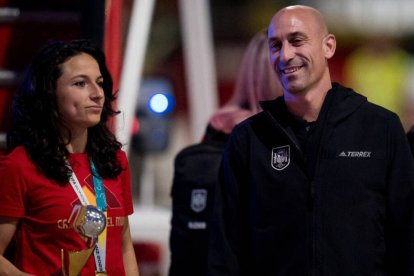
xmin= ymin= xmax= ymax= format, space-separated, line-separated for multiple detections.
xmin=7 ymin=39 xmax=123 ymax=184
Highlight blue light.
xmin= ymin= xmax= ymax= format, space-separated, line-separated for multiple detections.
xmin=148 ymin=93 xmax=174 ymax=114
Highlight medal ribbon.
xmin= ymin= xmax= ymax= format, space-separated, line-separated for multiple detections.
xmin=90 ymin=161 xmax=107 ymax=273
xmin=67 ymin=160 xmax=107 ymax=274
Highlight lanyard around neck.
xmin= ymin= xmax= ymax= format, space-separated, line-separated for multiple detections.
xmin=91 ymin=161 xmax=107 ymax=212
xmin=68 ymin=158 xmax=107 ymax=273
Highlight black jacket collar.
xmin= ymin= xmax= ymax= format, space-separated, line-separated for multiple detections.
xmin=259 ymin=83 xmax=367 ymax=125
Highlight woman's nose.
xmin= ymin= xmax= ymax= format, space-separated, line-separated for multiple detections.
xmin=90 ymin=84 xmax=104 ymax=100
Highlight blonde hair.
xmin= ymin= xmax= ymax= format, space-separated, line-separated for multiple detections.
xmin=228 ymin=29 xmax=282 ymax=113
xmin=208 ymin=29 xmax=282 ymax=134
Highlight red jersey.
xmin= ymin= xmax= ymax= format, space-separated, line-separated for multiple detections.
xmin=0 ymin=146 xmax=134 ymax=275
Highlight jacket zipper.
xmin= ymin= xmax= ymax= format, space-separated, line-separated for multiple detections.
xmin=264 ymin=110 xmax=318 ymax=275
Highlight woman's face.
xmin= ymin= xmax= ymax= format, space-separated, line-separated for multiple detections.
xmin=56 ymin=53 xmax=105 ymax=133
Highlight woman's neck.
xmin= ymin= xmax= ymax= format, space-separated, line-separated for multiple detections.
xmin=65 ymin=129 xmax=88 ymax=153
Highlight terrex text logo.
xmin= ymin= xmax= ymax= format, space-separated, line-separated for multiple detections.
xmin=338 ymin=151 xmax=372 ymax=158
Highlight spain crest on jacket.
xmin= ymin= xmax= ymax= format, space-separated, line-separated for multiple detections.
xmin=271 ymin=145 xmax=290 ymax=171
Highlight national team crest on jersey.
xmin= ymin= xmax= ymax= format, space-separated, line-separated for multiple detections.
xmin=191 ymin=189 xmax=207 ymax=213
xmin=271 ymin=145 xmax=290 ymax=171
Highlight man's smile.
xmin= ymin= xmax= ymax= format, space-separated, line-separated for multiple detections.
xmin=280 ymin=65 xmax=303 ymax=75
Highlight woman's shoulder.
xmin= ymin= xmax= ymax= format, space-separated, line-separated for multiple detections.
xmin=114 ymin=149 xmax=130 ymax=173
xmin=0 ymin=146 xmax=35 ymax=170
xmin=116 ymin=149 xmax=128 ymax=163
xmin=1 ymin=145 xmax=30 ymax=160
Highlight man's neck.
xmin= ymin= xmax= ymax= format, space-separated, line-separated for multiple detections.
xmin=284 ymin=82 xmax=332 ymax=122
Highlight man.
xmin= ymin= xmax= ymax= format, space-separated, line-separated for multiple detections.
xmin=208 ymin=5 xmax=414 ymax=275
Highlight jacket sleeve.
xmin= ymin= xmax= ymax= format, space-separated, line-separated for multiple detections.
xmin=386 ymin=115 xmax=414 ymax=275
xmin=208 ymin=127 xmax=251 ymax=276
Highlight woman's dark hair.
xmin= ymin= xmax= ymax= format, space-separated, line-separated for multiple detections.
xmin=7 ymin=39 xmax=123 ymax=183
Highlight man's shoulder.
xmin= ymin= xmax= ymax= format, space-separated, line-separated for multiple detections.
xmin=334 ymin=83 xmax=398 ymax=121
xmin=232 ymin=111 xmax=269 ymax=132
xmin=239 ymin=98 xmax=284 ymax=129
xmin=360 ymin=99 xmax=400 ymax=120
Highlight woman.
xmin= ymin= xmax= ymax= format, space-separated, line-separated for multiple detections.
xmin=206 ymin=28 xmax=282 ymax=138
xmin=0 ymin=40 xmax=139 ymax=275
xmin=169 ymin=29 xmax=282 ymax=276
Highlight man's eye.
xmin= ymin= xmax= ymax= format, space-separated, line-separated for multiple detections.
xmin=269 ymin=43 xmax=281 ymax=52
xmin=291 ymin=39 xmax=303 ymax=45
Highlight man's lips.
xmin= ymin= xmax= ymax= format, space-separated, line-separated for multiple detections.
xmin=280 ymin=65 xmax=303 ymax=74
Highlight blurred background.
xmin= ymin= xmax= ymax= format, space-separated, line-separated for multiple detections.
xmin=2 ymin=0 xmax=414 ymax=274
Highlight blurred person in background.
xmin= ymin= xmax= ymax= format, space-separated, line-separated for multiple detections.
xmin=208 ymin=5 xmax=414 ymax=275
xmin=344 ymin=35 xmax=414 ymax=129
xmin=0 ymin=40 xmax=139 ymax=275
xmin=168 ymin=29 xmax=282 ymax=276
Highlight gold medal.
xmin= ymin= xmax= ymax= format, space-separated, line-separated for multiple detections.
xmin=61 ymin=246 xmax=95 ymax=276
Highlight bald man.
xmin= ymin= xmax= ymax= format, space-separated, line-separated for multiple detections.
xmin=208 ymin=5 xmax=414 ymax=275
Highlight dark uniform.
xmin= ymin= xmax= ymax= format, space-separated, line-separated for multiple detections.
xmin=208 ymin=83 xmax=414 ymax=275
xmin=407 ymin=126 xmax=414 ymax=156
xmin=169 ymin=126 xmax=228 ymax=276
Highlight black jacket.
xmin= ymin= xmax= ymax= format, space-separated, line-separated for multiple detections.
xmin=407 ymin=126 xmax=414 ymax=156
xmin=208 ymin=83 xmax=414 ymax=276
xmin=169 ymin=126 xmax=229 ymax=276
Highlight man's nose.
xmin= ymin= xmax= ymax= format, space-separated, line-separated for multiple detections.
xmin=280 ymin=44 xmax=294 ymax=64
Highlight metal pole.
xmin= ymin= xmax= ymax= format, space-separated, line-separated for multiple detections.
xmin=178 ymin=0 xmax=218 ymax=142
xmin=116 ymin=0 xmax=156 ymax=154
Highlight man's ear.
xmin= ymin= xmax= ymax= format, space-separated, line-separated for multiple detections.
xmin=323 ymin=34 xmax=336 ymax=59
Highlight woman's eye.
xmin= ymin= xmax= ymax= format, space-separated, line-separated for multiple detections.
xmin=97 ymin=81 xmax=104 ymax=88
xmin=74 ymin=81 xmax=86 ymax=87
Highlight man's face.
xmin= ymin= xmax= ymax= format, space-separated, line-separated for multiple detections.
xmin=267 ymin=9 xmax=333 ymax=95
